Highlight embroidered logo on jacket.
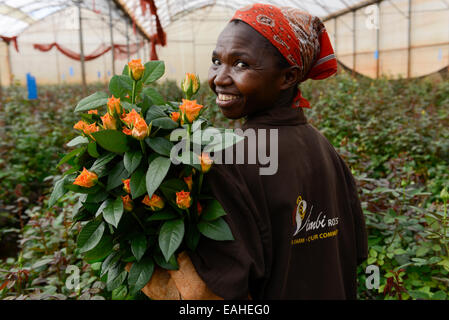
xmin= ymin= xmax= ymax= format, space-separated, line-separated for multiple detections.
xmin=291 ymin=194 xmax=339 ymax=245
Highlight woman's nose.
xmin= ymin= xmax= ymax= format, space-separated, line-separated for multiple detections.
xmin=213 ymin=65 xmax=233 ymax=87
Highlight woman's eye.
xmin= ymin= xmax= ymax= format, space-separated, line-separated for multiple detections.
xmin=236 ymin=61 xmax=247 ymax=68
xmin=212 ymin=58 xmax=220 ymax=65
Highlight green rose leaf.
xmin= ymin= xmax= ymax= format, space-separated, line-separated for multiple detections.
xmin=84 ymin=234 xmax=113 ymax=262
xmin=145 ymin=137 xmax=174 ymax=157
xmin=201 ymin=200 xmax=227 ymax=221
xmin=107 ymin=270 xmax=127 ymax=292
xmin=103 ymin=197 xmax=124 ymax=228
xmin=91 ymin=130 xmax=129 ymax=154
xmin=67 ymin=136 xmax=89 ymax=147
xmin=107 ymin=160 xmax=129 ymax=191
xmin=146 ymin=156 xmax=171 ymax=198
xmin=146 ymin=209 xmax=178 ymax=221
xmin=152 ymin=117 xmax=179 ymax=129
xmin=159 ymin=218 xmax=184 ymax=262
xmin=77 ymin=220 xmax=105 ymax=253
xmin=74 ymin=91 xmax=109 ymax=113
xmin=101 ymin=251 xmax=120 ymax=277
xmin=130 ymin=167 xmax=147 ymax=199
xmin=131 ymin=233 xmax=147 ymax=262
xmin=142 ymin=87 xmax=165 ymax=105
xmin=90 ymin=153 xmax=116 ymax=177
xmin=57 ymin=147 xmax=85 ymax=168
xmin=142 ymin=60 xmax=165 ymax=84
xmin=128 ymin=257 xmax=155 ymax=293
xmin=87 ymin=142 xmax=100 ymax=158
xmin=154 ymin=250 xmax=179 ymax=270
xmin=197 ymin=217 xmax=234 ymax=241
xmin=48 ymin=175 xmax=69 ymax=207
xmin=124 ymin=150 xmax=142 ymax=175
xmin=109 ymin=75 xmax=133 ymax=99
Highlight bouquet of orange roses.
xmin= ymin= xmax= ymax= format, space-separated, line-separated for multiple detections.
xmin=49 ymin=59 xmax=242 ymax=295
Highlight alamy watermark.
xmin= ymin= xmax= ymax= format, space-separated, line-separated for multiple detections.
xmin=169 ymin=121 xmax=279 ymax=176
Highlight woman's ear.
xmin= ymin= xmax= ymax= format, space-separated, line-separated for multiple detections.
xmin=279 ymin=65 xmax=300 ymax=91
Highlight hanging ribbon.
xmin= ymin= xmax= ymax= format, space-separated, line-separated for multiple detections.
xmin=139 ymin=0 xmax=166 ymax=60
xmin=1 ymin=36 xmax=19 ymax=52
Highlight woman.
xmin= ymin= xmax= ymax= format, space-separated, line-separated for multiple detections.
xmin=139 ymin=3 xmax=368 ymax=300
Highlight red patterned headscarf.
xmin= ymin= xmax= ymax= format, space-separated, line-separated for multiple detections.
xmin=230 ymin=3 xmax=337 ymax=108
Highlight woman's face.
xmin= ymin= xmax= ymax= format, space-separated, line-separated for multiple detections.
xmin=208 ymin=21 xmax=285 ymax=119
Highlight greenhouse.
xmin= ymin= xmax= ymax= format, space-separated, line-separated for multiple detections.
xmin=0 ymin=0 xmax=448 ymax=303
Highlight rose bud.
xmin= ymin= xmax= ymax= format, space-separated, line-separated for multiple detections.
xmin=73 ymin=120 xmax=87 ymax=131
xmin=101 ymin=113 xmax=117 ymax=130
xmin=73 ymin=168 xmax=98 ymax=188
xmin=122 ymin=179 xmax=131 ymax=194
xmin=183 ymin=175 xmax=193 ymax=191
xmin=176 ymin=191 xmax=191 ymax=210
xmin=142 ymin=194 xmax=165 ymax=211
xmin=83 ymin=122 xmax=99 ymax=140
xmin=107 ymin=96 xmax=121 ymax=116
xmin=122 ymin=195 xmax=133 ymax=212
xmin=198 ymin=152 xmax=213 ymax=173
xmin=128 ymin=59 xmax=145 ymax=81
xmin=121 ymin=109 xmax=141 ymax=127
xmin=179 ymin=99 xmax=204 ymax=123
xmin=131 ymin=118 xmax=149 ymax=140
xmin=181 ymin=73 xmax=200 ymax=97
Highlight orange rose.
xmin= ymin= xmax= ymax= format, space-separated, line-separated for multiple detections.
xmin=179 ymin=99 xmax=204 ymax=123
xmin=101 ymin=113 xmax=117 ymax=130
xmin=176 ymin=191 xmax=191 ymax=210
xmin=121 ymin=109 xmax=141 ymax=127
xmin=122 ymin=179 xmax=131 ymax=194
xmin=83 ymin=122 xmax=99 ymax=140
xmin=73 ymin=168 xmax=98 ymax=188
xmin=142 ymin=194 xmax=165 ymax=211
xmin=128 ymin=59 xmax=145 ymax=81
xmin=88 ymin=109 xmax=98 ymax=115
xmin=73 ymin=120 xmax=87 ymax=131
xmin=107 ymin=96 xmax=121 ymax=116
xmin=123 ymin=127 xmax=132 ymax=136
xmin=198 ymin=152 xmax=213 ymax=173
xmin=122 ymin=195 xmax=133 ymax=212
xmin=170 ymin=112 xmax=180 ymax=123
xmin=131 ymin=118 xmax=149 ymax=140
xmin=183 ymin=175 xmax=193 ymax=191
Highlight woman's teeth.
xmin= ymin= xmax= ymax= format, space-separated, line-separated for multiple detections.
xmin=218 ymin=94 xmax=239 ymax=101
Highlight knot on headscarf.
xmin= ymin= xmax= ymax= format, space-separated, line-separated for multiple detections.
xmin=230 ymin=3 xmax=338 ymax=108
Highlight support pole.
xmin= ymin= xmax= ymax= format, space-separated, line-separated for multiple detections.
xmin=407 ymin=0 xmax=412 ymax=78
xmin=77 ymin=0 xmax=87 ymax=94
xmin=6 ymin=43 xmax=13 ymax=86
xmin=126 ymin=20 xmax=130 ymax=61
xmin=352 ymin=10 xmax=356 ymax=77
xmin=376 ymin=2 xmax=380 ymax=78
xmin=108 ymin=0 xmax=116 ymax=75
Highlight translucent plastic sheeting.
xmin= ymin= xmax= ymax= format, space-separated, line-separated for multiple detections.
xmin=0 ymin=0 xmax=362 ymax=38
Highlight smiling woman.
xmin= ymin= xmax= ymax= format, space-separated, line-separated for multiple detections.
xmin=138 ymin=3 xmax=368 ymax=300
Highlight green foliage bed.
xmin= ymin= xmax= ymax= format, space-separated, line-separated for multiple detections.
xmin=0 ymin=72 xmax=448 ymax=300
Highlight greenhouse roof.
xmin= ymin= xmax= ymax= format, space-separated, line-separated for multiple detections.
xmin=0 ymin=0 xmax=364 ymax=38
